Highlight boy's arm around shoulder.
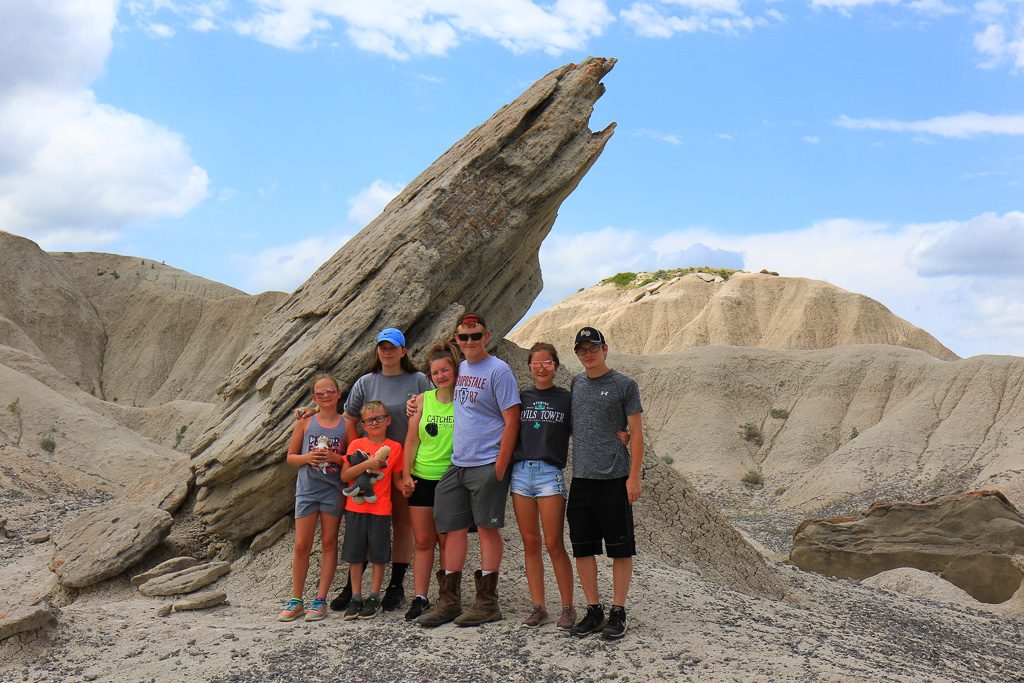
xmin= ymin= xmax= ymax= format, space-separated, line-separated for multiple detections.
xmin=625 ymin=411 xmax=643 ymax=504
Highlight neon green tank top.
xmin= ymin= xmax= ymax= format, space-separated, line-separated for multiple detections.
xmin=413 ymin=390 xmax=454 ymax=480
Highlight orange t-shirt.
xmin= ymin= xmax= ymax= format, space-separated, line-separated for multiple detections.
xmin=344 ymin=437 xmax=404 ymax=516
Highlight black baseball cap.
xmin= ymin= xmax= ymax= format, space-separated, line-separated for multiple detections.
xmin=574 ymin=327 xmax=606 ymax=349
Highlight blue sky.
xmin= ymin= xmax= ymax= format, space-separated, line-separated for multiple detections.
xmin=2 ymin=1 xmax=1022 ymax=357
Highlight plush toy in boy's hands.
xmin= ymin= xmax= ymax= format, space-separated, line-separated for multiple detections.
xmin=342 ymin=446 xmax=390 ymax=504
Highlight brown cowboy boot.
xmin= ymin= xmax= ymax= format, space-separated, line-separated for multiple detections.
xmin=454 ymin=570 xmax=502 ymax=626
xmin=416 ymin=570 xmax=462 ymax=627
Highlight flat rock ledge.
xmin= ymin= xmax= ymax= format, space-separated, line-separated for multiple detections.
xmin=51 ymin=502 xmax=173 ymax=588
xmin=0 ymin=603 xmax=54 ymax=641
xmin=130 ymin=556 xmax=200 ymax=586
xmin=172 ymin=591 xmax=227 ymax=611
xmin=138 ymin=560 xmax=231 ymax=596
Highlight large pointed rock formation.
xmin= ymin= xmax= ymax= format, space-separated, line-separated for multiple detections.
xmin=190 ymin=58 xmax=618 ymax=539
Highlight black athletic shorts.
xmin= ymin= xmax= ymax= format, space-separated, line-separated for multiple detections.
xmin=407 ymin=476 xmax=440 ymax=508
xmin=566 ymin=476 xmax=636 ymax=559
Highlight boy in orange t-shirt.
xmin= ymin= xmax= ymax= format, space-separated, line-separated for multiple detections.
xmin=340 ymin=400 xmax=405 ymax=620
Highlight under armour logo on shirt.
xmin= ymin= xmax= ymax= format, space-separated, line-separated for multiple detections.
xmin=601 ymin=391 xmax=609 ymax=396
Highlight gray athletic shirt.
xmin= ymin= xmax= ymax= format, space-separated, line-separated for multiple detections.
xmin=344 ymin=371 xmax=431 ymax=444
xmin=570 ymin=368 xmax=643 ymax=480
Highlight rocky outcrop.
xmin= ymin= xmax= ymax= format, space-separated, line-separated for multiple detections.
xmin=50 ymin=252 xmax=287 ymax=407
xmin=510 ymin=273 xmax=958 ymax=360
xmin=790 ymin=490 xmax=1024 ymax=603
xmin=172 ymin=590 xmax=227 ymax=611
xmin=51 ymin=502 xmax=173 ymax=588
xmin=249 ymin=516 xmax=290 ymax=553
xmin=190 ymin=57 xmax=618 ymax=540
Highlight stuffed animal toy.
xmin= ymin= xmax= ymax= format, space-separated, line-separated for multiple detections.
xmin=342 ymin=445 xmax=390 ymax=503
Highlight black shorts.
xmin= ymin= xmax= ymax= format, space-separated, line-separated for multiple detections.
xmin=566 ymin=477 xmax=636 ymax=559
xmin=407 ymin=476 xmax=440 ymax=508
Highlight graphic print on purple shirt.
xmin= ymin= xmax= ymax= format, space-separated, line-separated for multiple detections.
xmin=307 ymin=434 xmax=343 ymax=474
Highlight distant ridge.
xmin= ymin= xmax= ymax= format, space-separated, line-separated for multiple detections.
xmin=510 ymin=270 xmax=959 ymax=361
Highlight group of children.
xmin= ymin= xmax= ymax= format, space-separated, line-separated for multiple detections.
xmin=278 ymin=322 xmax=643 ymax=641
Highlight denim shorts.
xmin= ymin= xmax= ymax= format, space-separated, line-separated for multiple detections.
xmin=510 ymin=460 xmax=567 ymax=499
xmin=295 ymin=495 xmax=343 ymax=519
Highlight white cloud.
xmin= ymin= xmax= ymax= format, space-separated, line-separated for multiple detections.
xmin=621 ymin=0 xmax=758 ymax=37
xmin=634 ymin=128 xmax=684 ymax=145
xmin=0 ymin=1 xmax=209 ymax=248
xmin=810 ymin=0 xmax=899 ymax=12
xmin=346 ymin=179 xmax=403 ymax=225
xmin=232 ymin=233 xmax=355 ymax=292
xmin=145 ymin=22 xmax=176 ymax=38
xmin=908 ymin=0 xmax=961 ymax=15
xmin=529 ymin=214 xmax=1024 ymax=358
xmin=191 ymin=17 xmax=216 ymax=31
xmin=802 ymin=135 xmax=820 ymax=143
xmin=908 ymin=211 xmax=1024 ymax=275
xmin=833 ymin=112 xmax=1024 ymax=138
xmin=225 ymin=0 xmax=614 ymax=57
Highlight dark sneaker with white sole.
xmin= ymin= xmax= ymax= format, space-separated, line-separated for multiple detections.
xmin=405 ymin=596 xmax=429 ymax=621
xmin=343 ymin=599 xmax=363 ymax=621
xmin=601 ymin=606 xmax=627 ymax=640
xmin=569 ymin=604 xmax=606 ymax=638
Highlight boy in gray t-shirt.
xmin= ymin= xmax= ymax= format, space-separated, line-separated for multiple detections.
xmin=566 ymin=327 xmax=644 ymax=641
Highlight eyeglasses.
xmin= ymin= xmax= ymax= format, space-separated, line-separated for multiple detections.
xmin=575 ymin=345 xmax=602 ymax=357
xmin=456 ymin=332 xmax=484 ymax=342
xmin=361 ymin=415 xmax=387 ymax=426
xmin=314 ymin=387 xmax=338 ymax=398
xmin=529 ymin=360 xmax=555 ymax=369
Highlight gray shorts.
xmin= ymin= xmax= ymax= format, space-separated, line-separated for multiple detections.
xmin=433 ymin=463 xmax=511 ymax=533
xmin=295 ymin=495 xmax=342 ymax=519
xmin=341 ymin=510 xmax=391 ymax=564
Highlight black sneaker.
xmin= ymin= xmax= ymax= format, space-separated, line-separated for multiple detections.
xmin=343 ymin=599 xmax=363 ymax=621
xmin=569 ymin=604 xmax=605 ymax=638
xmin=405 ymin=596 xmax=429 ymax=621
xmin=330 ymin=583 xmax=353 ymax=611
xmin=358 ymin=596 xmax=382 ymax=620
xmin=601 ymin=606 xmax=627 ymax=640
xmin=382 ymin=583 xmax=405 ymax=611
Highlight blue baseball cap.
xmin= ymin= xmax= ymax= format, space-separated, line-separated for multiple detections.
xmin=377 ymin=328 xmax=406 ymax=347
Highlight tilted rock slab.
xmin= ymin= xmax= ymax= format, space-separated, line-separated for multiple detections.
xmin=249 ymin=515 xmax=291 ymax=554
xmin=138 ymin=560 xmax=231 ymax=596
xmin=790 ymin=490 xmax=1024 ymax=603
xmin=189 ymin=57 xmax=617 ymax=540
xmin=131 ymin=556 xmax=200 ymax=586
xmin=51 ymin=502 xmax=173 ymax=588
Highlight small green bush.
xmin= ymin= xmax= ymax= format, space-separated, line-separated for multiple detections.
xmin=769 ymin=408 xmax=789 ymax=419
xmin=7 ymin=398 xmax=19 ymax=413
xmin=638 ymin=278 xmax=656 ymax=287
xmin=603 ymin=271 xmax=637 ymax=288
xmin=175 ymin=424 xmax=189 ymax=447
xmin=774 ymin=486 xmax=787 ymax=496
xmin=739 ymin=422 xmax=763 ymax=447
xmin=96 ymin=270 xmax=106 ymax=276
xmin=40 ymin=436 xmax=56 ymax=453
xmin=660 ymin=454 xmax=674 ymax=465
xmin=111 ymin=270 xmax=120 ymax=279
xmin=741 ymin=469 xmax=762 ymax=486
xmin=850 ymin=426 xmax=859 ymax=440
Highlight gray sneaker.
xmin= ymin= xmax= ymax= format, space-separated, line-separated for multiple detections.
xmin=570 ymin=604 xmax=606 ymax=638
xmin=521 ymin=604 xmax=549 ymax=629
xmin=555 ymin=605 xmax=577 ymax=631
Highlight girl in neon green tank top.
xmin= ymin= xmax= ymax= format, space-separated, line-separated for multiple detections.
xmin=400 ymin=342 xmax=459 ymax=621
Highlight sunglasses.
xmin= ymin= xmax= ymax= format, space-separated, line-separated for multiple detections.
xmin=361 ymin=415 xmax=387 ymax=426
xmin=529 ymin=360 xmax=555 ymax=369
xmin=456 ymin=332 xmax=485 ymax=342
xmin=313 ymin=387 xmax=339 ymax=398
xmin=575 ymin=345 xmax=602 ymax=357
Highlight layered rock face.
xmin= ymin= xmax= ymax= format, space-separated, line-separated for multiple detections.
xmin=189 ymin=58 xmax=619 ymax=539
xmin=610 ymin=345 xmax=1024 ymax=508
xmin=790 ymin=491 xmax=1024 ymax=603
xmin=510 ymin=273 xmax=958 ymax=360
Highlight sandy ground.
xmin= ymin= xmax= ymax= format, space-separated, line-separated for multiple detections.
xmin=3 ymin=486 xmax=1024 ymax=683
